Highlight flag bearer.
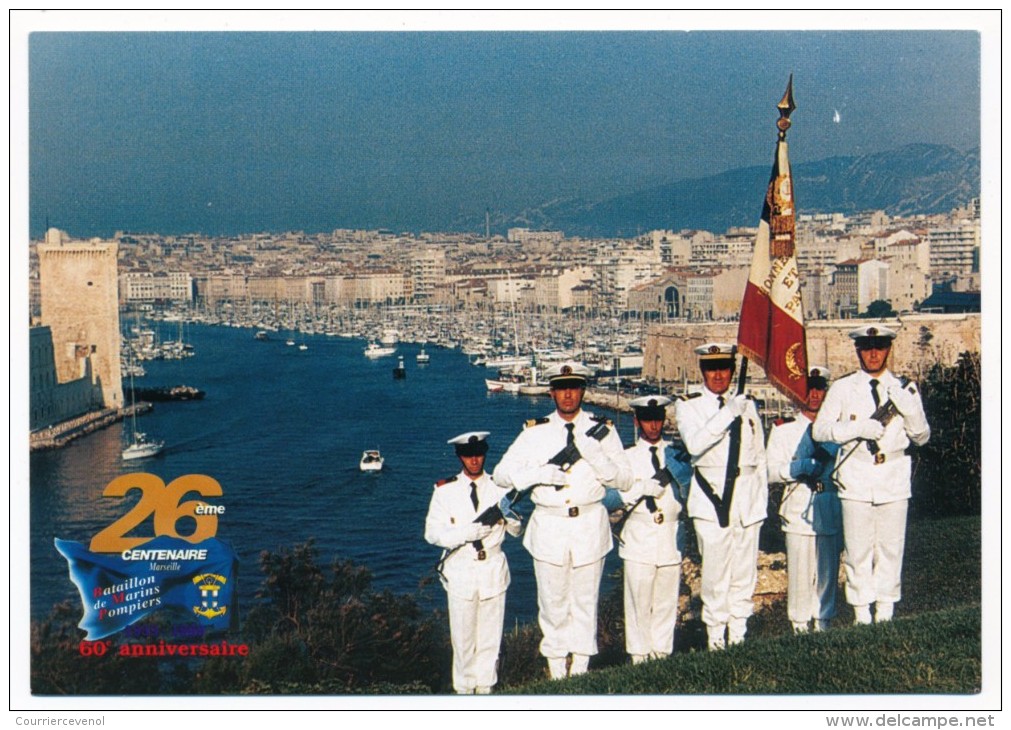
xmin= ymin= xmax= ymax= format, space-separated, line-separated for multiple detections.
xmin=674 ymin=343 xmax=768 ymax=650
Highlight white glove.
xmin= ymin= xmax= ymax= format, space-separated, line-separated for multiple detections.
xmin=504 ymin=516 xmax=523 ymax=537
xmin=887 ymin=384 xmax=921 ymax=416
xmin=462 ymin=524 xmax=493 ymax=543
xmin=727 ymin=394 xmax=749 ymax=417
xmin=535 ymin=465 xmax=569 ymax=487
xmin=856 ymin=419 xmax=885 ymax=441
xmin=641 ymin=479 xmax=664 ymax=498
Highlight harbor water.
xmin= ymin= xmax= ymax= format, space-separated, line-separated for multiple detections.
xmin=29 ymin=323 xmax=637 ymax=627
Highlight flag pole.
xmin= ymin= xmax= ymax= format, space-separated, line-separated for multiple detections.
xmin=736 ymin=74 xmax=808 ymax=407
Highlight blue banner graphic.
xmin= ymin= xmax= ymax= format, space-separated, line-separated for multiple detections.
xmin=55 ymin=535 xmax=238 ymax=640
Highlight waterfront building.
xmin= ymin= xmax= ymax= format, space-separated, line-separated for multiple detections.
xmin=411 ymin=247 xmax=447 ymax=302
xmin=29 ymin=325 xmax=102 ymax=430
xmin=37 ymin=228 xmax=123 ymax=411
xmin=120 ymin=271 xmax=194 ymax=305
xmin=643 ymin=313 xmax=980 ymax=395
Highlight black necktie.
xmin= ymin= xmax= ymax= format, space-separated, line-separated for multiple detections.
xmin=869 ymin=379 xmax=881 ymax=409
xmin=718 ymin=395 xmax=725 ymax=408
xmin=565 ymin=423 xmax=575 ymax=447
xmin=646 ymin=446 xmax=660 ymax=512
xmin=469 ymin=481 xmax=479 ymax=511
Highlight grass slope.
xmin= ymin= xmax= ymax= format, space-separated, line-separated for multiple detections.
xmin=506 ymin=515 xmax=982 ymax=695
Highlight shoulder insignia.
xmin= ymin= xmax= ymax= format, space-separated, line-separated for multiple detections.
xmin=677 ymin=392 xmax=702 ymax=401
xmin=590 ymin=414 xmax=613 ymax=426
xmin=774 ymin=416 xmax=796 ymax=426
xmin=435 ymin=475 xmax=459 ymax=488
xmin=524 ymin=417 xmax=550 ymax=429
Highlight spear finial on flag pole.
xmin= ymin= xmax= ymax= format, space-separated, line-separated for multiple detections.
xmin=737 ymin=75 xmax=809 ymax=406
xmin=777 ymin=73 xmax=796 ymax=139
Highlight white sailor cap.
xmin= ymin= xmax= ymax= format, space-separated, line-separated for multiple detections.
xmin=807 ymin=365 xmax=831 ymax=387
xmin=545 ymin=362 xmax=593 ymax=388
xmin=448 ymin=431 xmax=491 ymax=455
xmin=849 ymin=325 xmax=897 ymax=345
xmin=629 ymin=395 xmax=672 ymax=419
xmin=694 ymin=342 xmax=737 ymax=364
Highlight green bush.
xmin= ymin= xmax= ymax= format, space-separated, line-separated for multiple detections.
xmin=910 ymin=352 xmax=981 ymax=517
xmin=31 ymin=602 xmax=173 ymax=695
xmin=233 ymin=540 xmax=449 ymax=693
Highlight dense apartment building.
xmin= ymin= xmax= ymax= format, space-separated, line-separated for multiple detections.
xmin=120 ymin=271 xmax=194 ymax=304
xmin=927 ymin=221 xmax=980 ymax=281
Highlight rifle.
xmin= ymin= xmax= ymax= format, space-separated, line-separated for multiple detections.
xmin=612 ymin=452 xmax=690 ymax=545
xmin=543 ymin=418 xmax=611 ymax=480
xmin=435 ymin=490 xmax=525 ymax=578
xmin=717 ymin=358 xmax=749 ymax=527
xmin=831 ymin=376 xmax=915 ymax=481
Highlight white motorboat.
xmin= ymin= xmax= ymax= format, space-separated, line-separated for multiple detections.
xmin=360 ymin=449 xmax=384 ymax=472
xmin=485 ymin=369 xmax=524 ymax=394
xmin=364 ymin=342 xmax=397 ymax=358
xmin=416 ymin=346 xmax=430 ymax=364
xmin=484 ymin=354 xmax=532 ymax=370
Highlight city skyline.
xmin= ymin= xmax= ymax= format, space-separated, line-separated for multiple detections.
xmin=18 ymin=13 xmax=989 ymax=240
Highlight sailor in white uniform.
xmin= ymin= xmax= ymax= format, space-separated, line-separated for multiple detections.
xmin=618 ymin=395 xmax=686 ymax=664
xmin=674 ymin=343 xmax=768 ymax=650
xmin=812 ymin=325 xmax=930 ymax=624
xmin=767 ymin=366 xmax=842 ymax=633
xmin=424 ymin=431 xmax=521 ymax=694
xmin=493 ymin=362 xmax=632 ymax=680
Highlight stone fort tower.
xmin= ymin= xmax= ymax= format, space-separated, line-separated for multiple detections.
xmin=37 ymin=228 xmax=123 ymax=410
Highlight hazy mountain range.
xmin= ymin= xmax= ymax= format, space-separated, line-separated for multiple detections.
xmin=476 ymin=143 xmax=980 ymax=238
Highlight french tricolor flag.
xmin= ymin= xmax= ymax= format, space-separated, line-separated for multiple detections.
xmin=737 ymin=76 xmax=809 ymax=406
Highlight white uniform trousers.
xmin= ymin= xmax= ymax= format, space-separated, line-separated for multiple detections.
xmin=693 ymin=519 xmax=761 ymax=630
xmin=840 ymin=499 xmax=907 ymax=608
xmin=785 ymin=531 xmax=841 ymax=625
xmin=533 ymin=555 xmax=605 ymax=663
xmin=447 ymin=591 xmax=507 ymax=694
xmin=623 ymin=560 xmax=681 ymax=659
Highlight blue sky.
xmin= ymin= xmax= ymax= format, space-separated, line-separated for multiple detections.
xmin=19 ymin=14 xmax=988 ymax=238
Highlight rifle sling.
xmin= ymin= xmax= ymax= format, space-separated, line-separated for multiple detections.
xmin=693 ymin=416 xmax=742 ymax=529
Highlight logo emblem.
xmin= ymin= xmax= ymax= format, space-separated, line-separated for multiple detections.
xmin=709 ymin=345 xmax=720 ymax=354
xmin=867 ymin=327 xmax=878 ymax=336
xmin=192 ymin=573 xmax=228 ymax=619
xmin=784 ymin=342 xmax=804 ymax=380
xmin=561 ymin=365 xmax=572 ymax=375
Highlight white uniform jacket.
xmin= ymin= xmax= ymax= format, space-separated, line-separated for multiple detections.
xmin=674 ymin=389 xmax=768 ymax=527
xmin=618 ymin=439 xmax=683 ymax=567
xmin=424 ymin=471 xmax=519 ymax=601
xmin=494 ymin=409 xmax=632 ymax=567
xmin=767 ymin=415 xmax=842 ymax=536
xmin=812 ymin=369 xmax=930 ymax=504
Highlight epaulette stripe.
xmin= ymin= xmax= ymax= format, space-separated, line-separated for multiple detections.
xmin=524 ymin=417 xmax=550 ymax=428
xmin=435 ymin=475 xmax=459 ymax=487
xmin=677 ymin=392 xmax=702 ymax=401
xmin=591 ymin=415 xmax=613 ymax=425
